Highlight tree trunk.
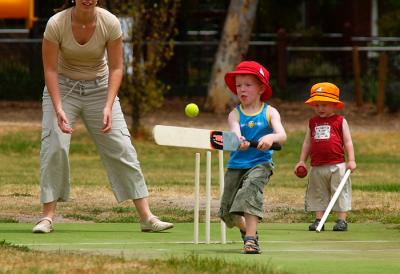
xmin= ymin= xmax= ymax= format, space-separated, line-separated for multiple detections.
xmin=352 ymin=46 xmax=363 ymax=107
xmin=206 ymin=0 xmax=258 ymax=113
xmin=130 ymin=0 xmax=144 ymax=136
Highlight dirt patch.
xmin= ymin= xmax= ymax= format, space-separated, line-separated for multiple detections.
xmin=2 ymin=184 xmax=399 ymax=224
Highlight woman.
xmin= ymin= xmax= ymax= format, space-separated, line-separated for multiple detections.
xmin=33 ymin=0 xmax=173 ymax=233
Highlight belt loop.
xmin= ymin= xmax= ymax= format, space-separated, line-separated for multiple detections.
xmin=79 ymin=83 xmax=84 ymax=96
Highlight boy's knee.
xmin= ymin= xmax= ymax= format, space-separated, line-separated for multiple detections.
xmin=219 ymin=209 xmax=239 ymax=228
xmin=232 ymin=214 xmax=245 ymax=227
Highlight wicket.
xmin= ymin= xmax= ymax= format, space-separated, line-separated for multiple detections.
xmin=193 ymin=150 xmax=227 ymax=244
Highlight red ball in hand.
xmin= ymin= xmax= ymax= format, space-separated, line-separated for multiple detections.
xmin=295 ymin=166 xmax=307 ymax=178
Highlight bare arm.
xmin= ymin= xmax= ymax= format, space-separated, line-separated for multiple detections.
xmin=257 ymin=106 xmax=287 ymax=150
xmin=228 ymin=109 xmax=240 ymax=134
xmin=102 ymin=37 xmax=123 ymax=133
xmin=295 ymin=127 xmax=310 ymax=171
xmin=228 ymin=109 xmax=250 ymax=150
xmin=342 ymin=118 xmax=356 ymax=171
xmin=42 ymin=38 xmax=72 ymax=134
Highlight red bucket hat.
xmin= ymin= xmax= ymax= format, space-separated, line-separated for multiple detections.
xmin=224 ymin=61 xmax=272 ymax=102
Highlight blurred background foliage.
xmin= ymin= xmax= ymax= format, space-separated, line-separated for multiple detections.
xmin=0 ymin=0 xmax=400 ymax=112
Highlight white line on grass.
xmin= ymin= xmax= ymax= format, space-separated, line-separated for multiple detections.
xmin=266 ymin=249 xmax=400 ymax=253
xmin=19 ymin=240 xmax=400 ymax=246
xmin=17 ymin=243 xmax=400 ymax=253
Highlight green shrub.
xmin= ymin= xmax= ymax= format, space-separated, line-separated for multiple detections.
xmin=0 ymin=61 xmax=42 ymax=100
xmin=386 ymin=82 xmax=400 ymax=113
xmin=288 ymin=56 xmax=340 ymax=77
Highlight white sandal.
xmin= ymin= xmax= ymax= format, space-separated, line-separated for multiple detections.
xmin=32 ymin=217 xmax=53 ymax=233
xmin=140 ymin=215 xmax=173 ymax=232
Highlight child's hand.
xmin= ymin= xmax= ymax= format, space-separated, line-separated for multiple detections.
xmin=238 ymin=136 xmax=250 ymax=150
xmin=257 ymin=135 xmax=274 ymax=151
xmin=294 ymin=162 xmax=307 ymax=174
xmin=347 ymin=160 xmax=356 ymax=171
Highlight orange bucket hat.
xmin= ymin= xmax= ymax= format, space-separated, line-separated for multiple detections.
xmin=305 ymin=82 xmax=344 ymax=108
xmin=224 ymin=61 xmax=272 ymax=102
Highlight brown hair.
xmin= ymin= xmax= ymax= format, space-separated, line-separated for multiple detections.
xmin=54 ymin=0 xmax=74 ymax=12
xmin=55 ymin=0 xmax=102 ymax=13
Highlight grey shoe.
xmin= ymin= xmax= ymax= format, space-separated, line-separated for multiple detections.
xmin=333 ymin=219 xmax=348 ymax=231
xmin=32 ymin=217 xmax=53 ymax=233
xmin=309 ymin=219 xmax=324 ymax=231
xmin=140 ymin=216 xmax=173 ymax=232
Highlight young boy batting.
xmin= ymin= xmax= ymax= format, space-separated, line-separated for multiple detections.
xmin=219 ymin=61 xmax=287 ymax=254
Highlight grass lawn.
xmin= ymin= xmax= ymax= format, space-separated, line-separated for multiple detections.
xmin=0 ymin=125 xmax=399 ymax=273
xmin=1 ymin=222 xmax=400 ymax=274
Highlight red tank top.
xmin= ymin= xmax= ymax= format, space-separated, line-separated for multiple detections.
xmin=309 ymin=115 xmax=345 ymax=166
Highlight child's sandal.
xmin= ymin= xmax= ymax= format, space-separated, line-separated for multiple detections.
xmin=240 ymin=229 xmax=259 ymax=241
xmin=243 ymin=236 xmax=261 ymax=254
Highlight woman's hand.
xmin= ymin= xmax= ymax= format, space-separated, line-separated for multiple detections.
xmin=101 ymin=106 xmax=112 ymax=133
xmin=56 ymin=108 xmax=73 ymax=134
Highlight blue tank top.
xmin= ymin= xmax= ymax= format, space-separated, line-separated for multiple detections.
xmin=228 ymin=103 xmax=274 ymax=169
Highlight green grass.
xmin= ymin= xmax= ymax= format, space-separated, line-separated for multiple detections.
xmin=1 ymin=129 xmax=400 ymax=223
xmin=0 ymin=242 xmax=289 ymax=274
xmin=0 ymin=240 xmax=29 ymax=252
xmin=162 ymin=254 xmax=288 ymax=274
xmin=1 ymin=128 xmax=400 ymax=273
xmin=353 ymin=183 xmax=400 ymax=192
xmin=1 ymin=129 xmax=400 ymax=188
xmin=0 ymin=131 xmax=40 ymax=154
xmin=1 ymin=223 xmax=400 ymax=274
xmin=0 ymin=218 xmax=18 ymax=223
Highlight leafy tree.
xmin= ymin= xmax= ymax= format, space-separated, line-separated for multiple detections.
xmin=378 ymin=0 xmax=400 ymax=36
xmin=107 ymin=0 xmax=178 ymax=136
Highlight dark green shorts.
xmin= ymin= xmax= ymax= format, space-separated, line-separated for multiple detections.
xmin=218 ymin=162 xmax=274 ymax=228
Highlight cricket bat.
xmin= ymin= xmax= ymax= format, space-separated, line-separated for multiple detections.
xmin=153 ymin=125 xmax=281 ymax=151
xmin=316 ymin=169 xmax=351 ymax=233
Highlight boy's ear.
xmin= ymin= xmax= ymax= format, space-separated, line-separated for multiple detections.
xmin=258 ymin=84 xmax=265 ymax=95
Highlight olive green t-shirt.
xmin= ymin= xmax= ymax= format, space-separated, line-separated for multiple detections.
xmin=44 ymin=7 xmax=122 ymax=80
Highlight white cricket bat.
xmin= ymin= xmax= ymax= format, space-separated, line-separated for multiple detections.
xmin=152 ymin=125 xmax=281 ymax=151
xmin=316 ymin=169 xmax=351 ymax=232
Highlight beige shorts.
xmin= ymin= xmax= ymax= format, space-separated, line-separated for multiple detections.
xmin=305 ymin=163 xmax=351 ymax=212
xmin=40 ymin=74 xmax=149 ymax=203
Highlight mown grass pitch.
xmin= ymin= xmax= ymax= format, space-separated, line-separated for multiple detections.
xmin=1 ymin=222 xmax=399 ymax=274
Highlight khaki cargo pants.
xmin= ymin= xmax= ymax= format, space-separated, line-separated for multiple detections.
xmin=40 ymin=74 xmax=149 ymax=204
xmin=218 ymin=162 xmax=274 ymax=228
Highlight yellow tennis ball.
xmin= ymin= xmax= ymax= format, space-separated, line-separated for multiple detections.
xmin=185 ymin=103 xmax=199 ymax=118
